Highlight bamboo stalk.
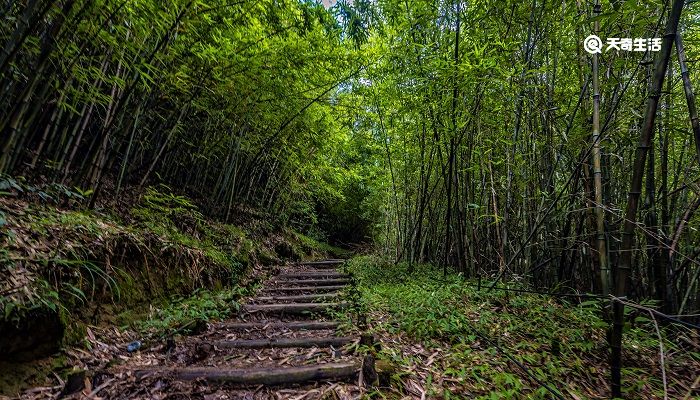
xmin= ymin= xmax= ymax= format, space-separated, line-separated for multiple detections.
xmin=676 ymin=35 xmax=700 ymax=166
xmin=591 ymin=0 xmax=610 ymax=296
xmin=612 ymin=0 xmax=685 ymax=396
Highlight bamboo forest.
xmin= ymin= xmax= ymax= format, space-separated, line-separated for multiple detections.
xmin=2 ymin=0 xmax=700 ymax=398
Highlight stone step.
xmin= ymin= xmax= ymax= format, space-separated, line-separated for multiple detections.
xmin=277 ymin=272 xmax=351 ymax=279
xmin=271 ymin=278 xmax=351 ymax=286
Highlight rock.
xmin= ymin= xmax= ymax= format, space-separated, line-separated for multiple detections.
xmin=361 ymin=353 xmax=378 ymax=387
xmin=274 ymin=242 xmax=297 ymax=260
xmin=59 ymin=368 xmax=86 ymax=397
xmin=0 ymin=308 xmax=64 ymax=361
xmin=163 ymin=337 xmax=176 ymax=353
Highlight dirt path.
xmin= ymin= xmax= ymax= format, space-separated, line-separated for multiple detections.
xmin=83 ymin=259 xmax=372 ymax=399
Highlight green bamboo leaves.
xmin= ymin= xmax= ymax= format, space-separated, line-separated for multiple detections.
xmin=0 ymin=0 xmax=375 ymax=234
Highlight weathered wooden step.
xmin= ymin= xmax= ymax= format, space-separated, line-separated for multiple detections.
xmin=271 ymin=278 xmax=352 ymax=286
xmin=218 ymin=321 xmax=341 ymax=331
xmin=135 ymin=362 xmax=359 ymax=385
xmin=211 ymin=336 xmax=355 ymax=349
xmin=301 ymin=265 xmax=343 ymax=270
xmin=299 ymin=259 xmax=344 ymax=265
xmin=263 ymin=285 xmax=346 ymax=293
xmin=255 ymin=293 xmax=339 ymax=302
xmin=297 ymin=260 xmax=345 ymax=269
xmin=243 ymin=302 xmax=348 ymax=314
xmin=278 ymin=272 xmax=351 ymax=279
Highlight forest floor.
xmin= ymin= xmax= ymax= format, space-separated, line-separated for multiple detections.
xmin=2 ymin=182 xmax=699 ymax=399
xmin=0 ymin=182 xmax=349 ymax=398
xmin=7 ymin=254 xmax=698 ymax=400
xmin=346 ymin=256 xmax=700 ymax=399
xmin=12 ymin=260 xmax=368 ymax=400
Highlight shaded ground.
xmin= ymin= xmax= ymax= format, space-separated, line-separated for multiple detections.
xmin=6 ymin=261 xmax=368 ymax=400
xmin=347 ymin=256 xmax=700 ymax=399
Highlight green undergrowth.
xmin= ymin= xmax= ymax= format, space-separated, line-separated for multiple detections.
xmin=130 ymin=185 xmax=250 ymax=268
xmin=348 ymin=256 xmax=700 ymax=400
xmin=293 ymin=231 xmax=351 ymax=259
xmin=137 ymin=286 xmax=250 ymax=336
xmin=0 ymin=182 xmax=334 ymax=361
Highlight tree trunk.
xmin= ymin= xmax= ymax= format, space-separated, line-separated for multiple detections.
xmin=591 ymin=0 xmax=610 ymax=296
xmin=611 ymin=0 xmax=684 ymax=396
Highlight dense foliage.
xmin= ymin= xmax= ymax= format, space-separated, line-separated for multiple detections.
xmin=0 ymin=0 xmax=380 ymax=243
xmin=3 ymin=0 xmax=700 ymax=396
xmin=364 ymin=0 xmax=696 ymax=309
xmin=7 ymin=0 xmax=698 ymax=312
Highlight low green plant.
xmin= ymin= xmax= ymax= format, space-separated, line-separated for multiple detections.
xmin=138 ymin=287 xmax=249 ymax=334
xmin=1 ymin=278 xmax=63 ymax=325
xmin=293 ymin=231 xmax=349 ymax=257
xmin=0 ymin=175 xmax=89 ymax=206
xmin=130 ymin=185 xmax=249 ymax=272
xmin=347 ymin=256 xmax=698 ymax=399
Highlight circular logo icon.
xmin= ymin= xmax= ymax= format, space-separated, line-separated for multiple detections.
xmin=584 ymin=34 xmax=603 ymax=54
